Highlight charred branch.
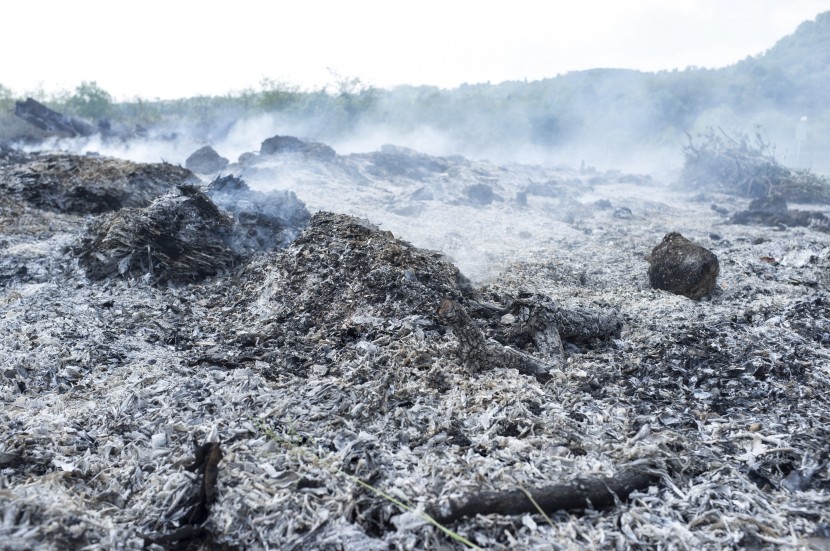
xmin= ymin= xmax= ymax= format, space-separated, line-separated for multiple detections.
xmin=427 ymin=463 xmax=661 ymax=524
xmin=14 ymin=98 xmax=96 ymax=138
xmin=680 ymin=128 xmax=830 ymax=203
xmin=437 ymin=299 xmax=559 ymax=381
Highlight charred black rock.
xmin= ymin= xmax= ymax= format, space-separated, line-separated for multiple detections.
xmin=648 ymin=232 xmax=719 ymax=300
xmin=185 ymin=145 xmax=229 ymax=174
xmin=260 ymin=135 xmax=336 ymax=161
xmin=206 ymin=175 xmax=310 ymax=251
xmin=0 ymin=152 xmax=196 ymax=214
xmin=76 ymin=185 xmax=237 ymax=282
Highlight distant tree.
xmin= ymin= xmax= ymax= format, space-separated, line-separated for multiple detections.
xmin=66 ymin=81 xmax=113 ymax=120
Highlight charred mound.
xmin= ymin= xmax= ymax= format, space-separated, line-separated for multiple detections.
xmin=0 ymin=152 xmax=196 ymax=214
xmin=76 ymin=185 xmax=237 ymax=282
xmin=253 ymin=212 xmax=473 ymax=335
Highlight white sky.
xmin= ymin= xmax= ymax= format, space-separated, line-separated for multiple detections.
xmin=3 ymin=0 xmax=830 ymax=100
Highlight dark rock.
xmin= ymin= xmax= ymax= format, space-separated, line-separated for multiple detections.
xmin=76 ymin=185 xmax=236 ymax=282
xmin=206 ymin=175 xmax=310 ymax=251
xmin=363 ymin=145 xmax=451 ymax=181
xmin=185 ymin=146 xmax=229 ymax=174
xmin=648 ymin=232 xmax=719 ymax=300
xmin=260 ymin=135 xmax=336 ymax=161
xmin=465 ymin=184 xmax=500 ymax=206
xmin=0 ymin=152 xmax=196 ymax=214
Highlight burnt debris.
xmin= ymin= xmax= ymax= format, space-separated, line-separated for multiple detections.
xmin=731 ymin=195 xmax=830 ymax=232
xmin=2 ymin=139 xmax=829 ymax=549
xmin=648 ymin=232 xmax=720 ymax=300
xmin=0 ymin=152 xmax=196 ymax=214
xmin=249 ymin=212 xmax=472 ymax=370
xmin=680 ymin=129 xmax=830 ymax=203
xmin=75 ymin=177 xmax=309 ymax=282
xmin=14 ymin=98 xmax=96 ymax=138
xmin=76 ymin=185 xmax=238 ymax=282
xmin=206 ymin=174 xmax=310 ymax=252
xmin=428 ymin=461 xmax=661 ymax=524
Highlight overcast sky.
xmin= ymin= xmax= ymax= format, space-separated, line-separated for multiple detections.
xmin=3 ymin=0 xmax=829 ymax=100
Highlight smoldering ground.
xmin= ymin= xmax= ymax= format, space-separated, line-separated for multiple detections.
xmin=2 ymin=113 xmax=830 ymax=550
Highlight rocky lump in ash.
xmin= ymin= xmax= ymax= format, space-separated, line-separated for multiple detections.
xmin=259 ymin=134 xmax=336 ymax=161
xmin=185 ymin=145 xmax=229 ymax=174
xmin=648 ymin=232 xmax=720 ymax=300
xmin=0 ymin=152 xmax=195 ymax=214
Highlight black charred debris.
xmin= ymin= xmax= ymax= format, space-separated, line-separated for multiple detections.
xmin=210 ymin=211 xmax=621 ymax=383
xmin=0 ymin=152 xmax=196 ymax=214
xmin=14 ymin=98 xmax=97 ymax=138
xmin=680 ymin=128 xmax=830 ymax=203
xmin=730 ymin=195 xmax=830 ymax=232
xmin=76 ymin=176 xmax=310 ymax=282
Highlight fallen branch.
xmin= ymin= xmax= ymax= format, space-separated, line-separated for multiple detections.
xmin=427 ymin=463 xmax=660 ymax=524
xmin=437 ymin=299 xmax=558 ymax=381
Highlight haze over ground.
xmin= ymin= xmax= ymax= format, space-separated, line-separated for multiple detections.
xmin=4 ymin=0 xmax=830 ymax=99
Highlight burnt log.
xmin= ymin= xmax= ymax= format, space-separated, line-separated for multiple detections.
xmin=427 ymin=463 xmax=660 ymax=524
xmin=14 ymin=98 xmax=96 ymax=138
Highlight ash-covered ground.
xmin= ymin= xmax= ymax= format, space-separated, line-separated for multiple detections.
xmin=1 ymin=138 xmax=830 ymax=550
